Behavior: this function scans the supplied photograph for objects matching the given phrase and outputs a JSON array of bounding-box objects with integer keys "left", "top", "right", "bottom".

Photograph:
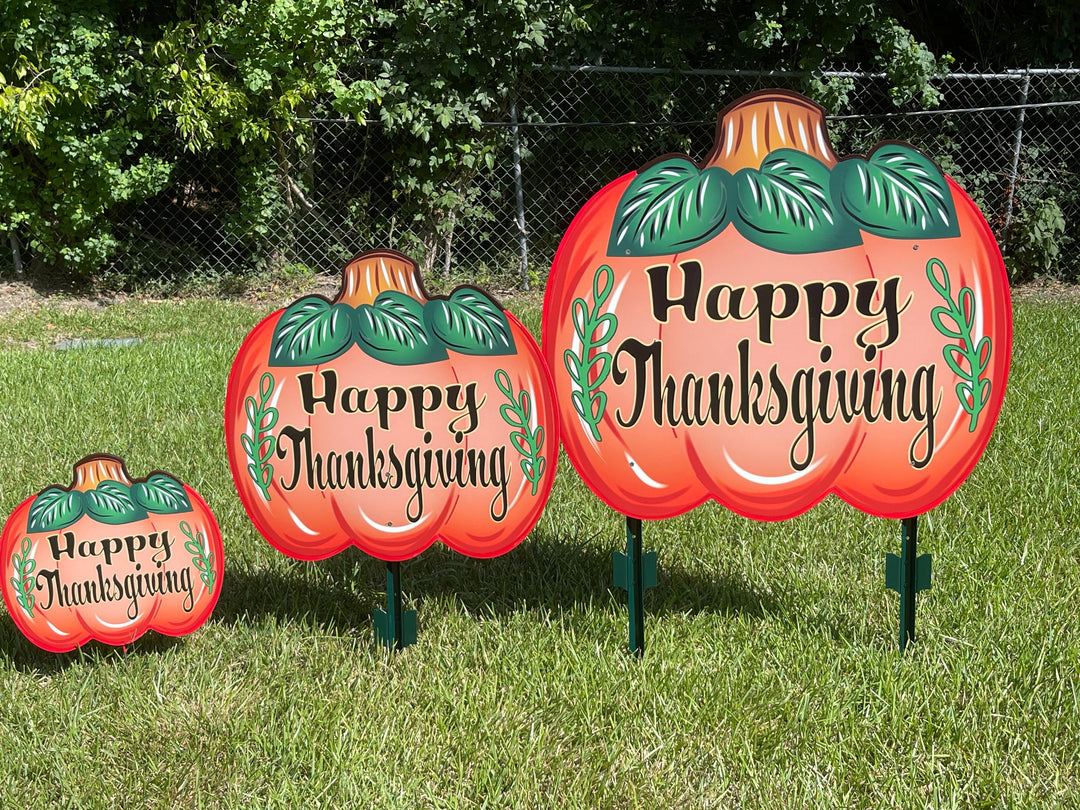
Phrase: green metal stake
[
  {"left": 886, "top": 515, "right": 932, "bottom": 653},
  {"left": 373, "top": 560, "right": 417, "bottom": 652},
  {"left": 612, "top": 516, "right": 657, "bottom": 657}
]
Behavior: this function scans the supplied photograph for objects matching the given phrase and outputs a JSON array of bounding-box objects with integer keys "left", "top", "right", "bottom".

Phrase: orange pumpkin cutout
[
  {"left": 225, "top": 249, "right": 558, "bottom": 562},
  {"left": 543, "top": 90, "right": 1012, "bottom": 521},
  {"left": 1, "top": 454, "right": 223, "bottom": 653}
]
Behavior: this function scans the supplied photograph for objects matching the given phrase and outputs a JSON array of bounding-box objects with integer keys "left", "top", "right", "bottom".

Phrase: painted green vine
[
  {"left": 181, "top": 521, "right": 217, "bottom": 592},
  {"left": 495, "top": 369, "right": 546, "bottom": 496},
  {"left": 927, "top": 258, "right": 993, "bottom": 431},
  {"left": 10, "top": 537, "right": 35, "bottom": 618},
  {"left": 242, "top": 372, "right": 278, "bottom": 501},
  {"left": 564, "top": 264, "right": 617, "bottom": 442}
]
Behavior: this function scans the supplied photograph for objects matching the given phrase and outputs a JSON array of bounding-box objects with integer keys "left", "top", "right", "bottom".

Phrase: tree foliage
[
  {"left": 897, "top": 0, "right": 1080, "bottom": 66},
  {"left": 0, "top": 1, "right": 175, "bottom": 274},
  {"left": 0, "top": 0, "right": 1057, "bottom": 280}
]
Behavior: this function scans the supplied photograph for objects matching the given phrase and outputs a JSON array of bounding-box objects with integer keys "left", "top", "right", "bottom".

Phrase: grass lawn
[{"left": 0, "top": 288, "right": 1076, "bottom": 808}]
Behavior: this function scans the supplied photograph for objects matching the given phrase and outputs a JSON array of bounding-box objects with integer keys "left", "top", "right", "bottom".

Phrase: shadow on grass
[
  {"left": 1, "top": 528, "right": 787, "bottom": 670},
  {"left": 208, "top": 526, "right": 785, "bottom": 636},
  {"left": 211, "top": 553, "right": 373, "bottom": 632},
  {"left": 0, "top": 619, "right": 185, "bottom": 675}
]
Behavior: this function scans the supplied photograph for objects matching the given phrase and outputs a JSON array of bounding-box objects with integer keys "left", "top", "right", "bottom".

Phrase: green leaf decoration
[
  {"left": 131, "top": 474, "right": 192, "bottom": 515},
  {"left": 11, "top": 536, "right": 36, "bottom": 618},
  {"left": 28, "top": 488, "right": 85, "bottom": 533},
  {"left": 243, "top": 371, "right": 278, "bottom": 501},
  {"left": 565, "top": 265, "right": 617, "bottom": 442},
  {"left": 180, "top": 520, "right": 216, "bottom": 592},
  {"left": 356, "top": 291, "right": 448, "bottom": 365},
  {"left": 608, "top": 158, "right": 730, "bottom": 256},
  {"left": 84, "top": 481, "right": 147, "bottom": 525},
  {"left": 269, "top": 296, "right": 356, "bottom": 367},
  {"left": 425, "top": 288, "right": 516, "bottom": 356},
  {"left": 732, "top": 149, "right": 861, "bottom": 254},
  {"left": 926, "top": 258, "right": 992, "bottom": 431},
  {"left": 832, "top": 145, "right": 960, "bottom": 240},
  {"left": 494, "top": 369, "right": 546, "bottom": 496}
]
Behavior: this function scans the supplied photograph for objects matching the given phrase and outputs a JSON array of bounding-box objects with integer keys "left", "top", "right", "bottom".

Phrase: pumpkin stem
[
  {"left": 72, "top": 454, "right": 133, "bottom": 491},
  {"left": 334, "top": 250, "right": 429, "bottom": 307},
  {"left": 701, "top": 90, "right": 838, "bottom": 172}
]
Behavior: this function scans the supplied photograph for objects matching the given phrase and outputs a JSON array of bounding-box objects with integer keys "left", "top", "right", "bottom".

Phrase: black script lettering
[
  {"left": 789, "top": 367, "right": 819, "bottom": 471},
  {"left": 149, "top": 531, "right": 173, "bottom": 565},
  {"left": 648, "top": 261, "right": 702, "bottom": 323},
  {"left": 277, "top": 425, "right": 313, "bottom": 491},
  {"left": 372, "top": 386, "right": 408, "bottom": 429},
  {"left": 409, "top": 384, "right": 442, "bottom": 433},
  {"left": 907, "top": 365, "right": 938, "bottom": 469},
  {"left": 804, "top": 281, "right": 851, "bottom": 343},
  {"left": 611, "top": 338, "right": 662, "bottom": 428},
  {"left": 704, "top": 283, "right": 757, "bottom": 324},
  {"left": 119, "top": 534, "right": 144, "bottom": 561},
  {"left": 274, "top": 423, "right": 512, "bottom": 524},
  {"left": 49, "top": 531, "right": 76, "bottom": 562},
  {"left": 48, "top": 531, "right": 172, "bottom": 565},
  {"left": 444, "top": 384, "right": 485, "bottom": 439},
  {"left": 486, "top": 447, "right": 509, "bottom": 521},
  {"left": 737, "top": 339, "right": 765, "bottom": 424},
  {"left": 645, "top": 266, "right": 914, "bottom": 354},
  {"left": 608, "top": 334, "right": 942, "bottom": 471},
  {"left": 34, "top": 564, "right": 196, "bottom": 620},
  {"left": 36, "top": 569, "right": 59, "bottom": 610},
  {"left": 854, "top": 277, "right": 912, "bottom": 358},
  {"left": 403, "top": 440, "right": 510, "bottom": 523},
  {"left": 299, "top": 369, "right": 337, "bottom": 414},
  {"left": 752, "top": 283, "right": 800, "bottom": 344},
  {"left": 297, "top": 369, "right": 484, "bottom": 437}
]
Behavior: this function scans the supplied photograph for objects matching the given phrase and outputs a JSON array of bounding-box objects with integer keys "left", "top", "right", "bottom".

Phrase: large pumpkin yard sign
[{"left": 543, "top": 90, "right": 1012, "bottom": 522}]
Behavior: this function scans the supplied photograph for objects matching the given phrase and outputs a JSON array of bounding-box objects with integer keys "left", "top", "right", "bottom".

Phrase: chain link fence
[{"left": 38, "top": 65, "right": 1080, "bottom": 289}]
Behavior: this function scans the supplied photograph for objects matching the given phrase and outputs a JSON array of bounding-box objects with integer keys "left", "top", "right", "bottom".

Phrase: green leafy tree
[
  {"left": 733, "top": 0, "right": 952, "bottom": 108},
  {"left": 0, "top": 0, "right": 174, "bottom": 275},
  {"left": 1, "top": 0, "right": 997, "bottom": 282},
  {"left": 896, "top": 0, "right": 1080, "bottom": 65},
  {"left": 147, "top": 0, "right": 590, "bottom": 277},
  {"left": 145, "top": 0, "right": 379, "bottom": 269}
]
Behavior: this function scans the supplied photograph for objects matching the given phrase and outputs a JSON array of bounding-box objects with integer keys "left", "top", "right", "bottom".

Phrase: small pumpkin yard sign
[
  {"left": 543, "top": 89, "right": 1011, "bottom": 522},
  {"left": 226, "top": 249, "right": 558, "bottom": 564},
  {"left": 1, "top": 454, "right": 223, "bottom": 653}
]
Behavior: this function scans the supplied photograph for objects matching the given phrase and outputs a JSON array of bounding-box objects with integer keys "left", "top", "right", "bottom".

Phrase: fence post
[
  {"left": 510, "top": 99, "right": 530, "bottom": 291},
  {"left": 1002, "top": 70, "right": 1032, "bottom": 248},
  {"left": 8, "top": 231, "right": 22, "bottom": 279}
]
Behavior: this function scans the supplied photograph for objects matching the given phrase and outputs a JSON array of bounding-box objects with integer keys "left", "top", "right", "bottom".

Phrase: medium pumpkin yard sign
[
  {"left": 542, "top": 89, "right": 1012, "bottom": 653},
  {"left": 226, "top": 249, "right": 558, "bottom": 649},
  {"left": 1, "top": 454, "right": 223, "bottom": 653}
]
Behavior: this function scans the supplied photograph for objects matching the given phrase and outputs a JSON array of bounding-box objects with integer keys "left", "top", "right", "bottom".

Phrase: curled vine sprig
[
  {"left": 494, "top": 369, "right": 546, "bottom": 496},
  {"left": 180, "top": 521, "right": 216, "bottom": 592},
  {"left": 564, "top": 265, "right": 618, "bottom": 442},
  {"left": 927, "top": 258, "right": 992, "bottom": 432},
  {"left": 10, "top": 537, "right": 35, "bottom": 618},
  {"left": 242, "top": 372, "right": 278, "bottom": 501}
]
